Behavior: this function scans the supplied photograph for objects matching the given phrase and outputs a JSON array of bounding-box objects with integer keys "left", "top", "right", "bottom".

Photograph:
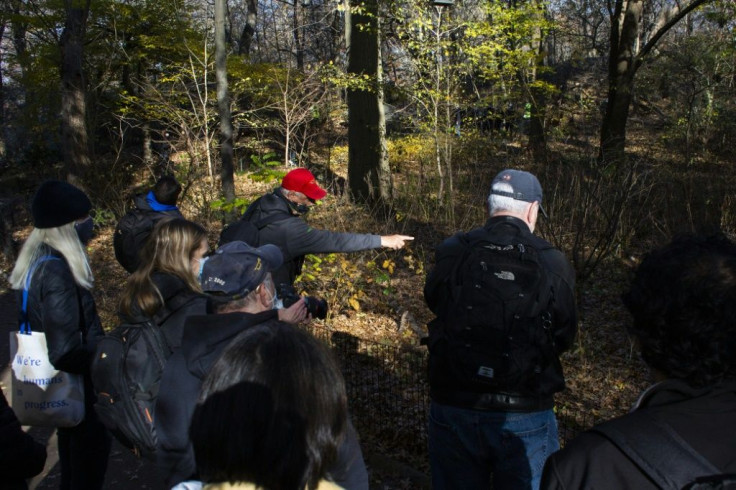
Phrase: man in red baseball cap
[{"left": 221, "top": 167, "right": 413, "bottom": 288}]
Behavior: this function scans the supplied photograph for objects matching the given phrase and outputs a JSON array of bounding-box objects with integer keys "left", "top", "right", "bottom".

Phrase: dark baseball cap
[
  {"left": 200, "top": 241, "right": 283, "bottom": 299},
  {"left": 489, "top": 169, "right": 548, "bottom": 218}
]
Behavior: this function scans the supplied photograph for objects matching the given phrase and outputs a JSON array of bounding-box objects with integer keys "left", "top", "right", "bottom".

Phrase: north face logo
[{"left": 494, "top": 271, "right": 515, "bottom": 280}]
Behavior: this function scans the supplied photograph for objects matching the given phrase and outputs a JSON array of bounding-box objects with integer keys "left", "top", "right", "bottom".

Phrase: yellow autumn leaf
[{"left": 349, "top": 297, "right": 361, "bottom": 311}]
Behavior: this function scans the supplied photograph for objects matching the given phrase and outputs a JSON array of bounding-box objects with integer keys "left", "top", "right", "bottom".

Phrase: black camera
[{"left": 277, "top": 284, "right": 328, "bottom": 320}]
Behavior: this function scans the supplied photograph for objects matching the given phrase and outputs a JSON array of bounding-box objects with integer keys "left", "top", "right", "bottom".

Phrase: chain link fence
[{"left": 307, "top": 325, "right": 601, "bottom": 471}]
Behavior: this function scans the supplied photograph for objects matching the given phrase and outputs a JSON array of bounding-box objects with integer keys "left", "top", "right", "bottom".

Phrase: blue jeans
[{"left": 428, "top": 401, "right": 559, "bottom": 490}]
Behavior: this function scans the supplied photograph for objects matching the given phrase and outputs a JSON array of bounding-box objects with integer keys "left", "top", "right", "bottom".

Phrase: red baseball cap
[{"left": 281, "top": 168, "right": 327, "bottom": 201}]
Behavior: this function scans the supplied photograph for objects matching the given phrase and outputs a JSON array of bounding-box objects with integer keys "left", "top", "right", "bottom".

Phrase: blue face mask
[
  {"left": 74, "top": 217, "right": 94, "bottom": 245},
  {"left": 197, "top": 256, "right": 209, "bottom": 279}
]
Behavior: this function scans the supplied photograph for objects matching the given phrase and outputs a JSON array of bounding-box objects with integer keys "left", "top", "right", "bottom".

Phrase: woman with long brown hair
[{"left": 119, "top": 217, "right": 210, "bottom": 349}]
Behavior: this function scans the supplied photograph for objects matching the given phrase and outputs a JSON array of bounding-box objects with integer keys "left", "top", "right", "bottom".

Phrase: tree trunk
[
  {"left": 238, "top": 0, "right": 257, "bottom": 57},
  {"left": 215, "top": 0, "right": 235, "bottom": 202},
  {"left": 599, "top": 0, "right": 641, "bottom": 165},
  {"left": 0, "top": 20, "right": 6, "bottom": 161},
  {"left": 347, "top": 0, "right": 392, "bottom": 209},
  {"left": 599, "top": 0, "right": 713, "bottom": 164},
  {"left": 59, "top": 0, "right": 92, "bottom": 185},
  {"left": 143, "top": 122, "right": 153, "bottom": 167},
  {"left": 6, "top": 2, "right": 28, "bottom": 163},
  {"left": 293, "top": 0, "right": 304, "bottom": 69},
  {"left": 526, "top": 0, "right": 549, "bottom": 163}
]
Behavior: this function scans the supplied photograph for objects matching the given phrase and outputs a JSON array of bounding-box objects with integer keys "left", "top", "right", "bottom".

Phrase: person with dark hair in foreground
[
  {"left": 114, "top": 174, "right": 184, "bottom": 273},
  {"left": 541, "top": 233, "right": 736, "bottom": 489},
  {"left": 156, "top": 241, "right": 367, "bottom": 489},
  {"left": 190, "top": 322, "right": 347, "bottom": 490}
]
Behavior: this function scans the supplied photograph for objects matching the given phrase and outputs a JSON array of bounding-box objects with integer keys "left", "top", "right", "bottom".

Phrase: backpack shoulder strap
[
  {"left": 591, "top": 410, "right": 721, "bottom": 489},
  {"left": 151, "top": 291, "right": 203, "bottom": 328},
  {"left": 253, "top": 210, "right": 291, "bottom": 229},
  {"left": 19, "top": 255, "right": 61, "bottom": 334}
]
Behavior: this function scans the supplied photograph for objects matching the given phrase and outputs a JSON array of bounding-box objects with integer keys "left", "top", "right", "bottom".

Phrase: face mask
[
  {"left": 293, "top": 202, "right": 310, "bottom": 215},
  {"left": 74, "top": 217, "right": 94, "bottom": 244},
  {"left": 266, "top": 286, "right": 283, "bottom": 310},
  {"left": 197, "top": 256, "right": 209, "bottom": 279}
]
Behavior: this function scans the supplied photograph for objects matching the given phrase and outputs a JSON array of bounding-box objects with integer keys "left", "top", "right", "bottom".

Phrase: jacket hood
[
  {"left": 180, "top": 310, "right": 278, "bottom": 379},
  {"left": 119, "top": 272, "right": 203, "bottom": 324},
  {"left": 133, "top": 193, "right": 154, "bottom": 211}
]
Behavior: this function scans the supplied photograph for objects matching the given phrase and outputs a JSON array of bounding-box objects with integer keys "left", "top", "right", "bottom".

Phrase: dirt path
[{"left": 1, "top": 290, "right": 161, "bottom": 489}]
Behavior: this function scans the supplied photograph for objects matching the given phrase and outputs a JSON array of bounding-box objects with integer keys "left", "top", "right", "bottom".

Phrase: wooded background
[{"left": 1, "top": 0, "right": 735, "bottom": 280}]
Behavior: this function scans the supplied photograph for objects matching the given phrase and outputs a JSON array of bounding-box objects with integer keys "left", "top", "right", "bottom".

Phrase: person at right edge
[
  {"left": 423, "top": 169, "right": 578, "bottom": 490},
  {"left": 541, "top": 233, "right": 736, "bottom": 489}
]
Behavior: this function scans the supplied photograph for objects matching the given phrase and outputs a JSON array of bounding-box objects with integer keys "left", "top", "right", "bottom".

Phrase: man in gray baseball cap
[
  {"left": 155, "top": 241, "right": 368, "bottom": 490},
  {"left": 423, "top": 168, "right": 577, "bottom": 490},
  {"left": 488, "top": 168, "right": 548, "bottom": 223}
]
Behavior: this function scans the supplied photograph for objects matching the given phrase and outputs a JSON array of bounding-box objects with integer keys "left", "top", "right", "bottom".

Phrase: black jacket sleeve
[
  {"left": 423, "top": 234, "right": 463, "bottom": 315},
  {"left": 539, "top": 248, "right": 578, "bottom": 355},
  {"left": 0, "top": 390, "right": 47, "bottom": 483}
]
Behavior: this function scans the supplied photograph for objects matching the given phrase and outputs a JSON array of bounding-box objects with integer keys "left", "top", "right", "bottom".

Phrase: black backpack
[
  {"left": 218, "top": 198, "right": 290, "bottom": 247},
  {"left": 90, "top": 297, "right": 192, "bottom": 458},
  {"left": 592, "top": 410, "right": 736, "bottom": 489},
  {"left": 426, "top": 229, "right": 556, "bottom": 394},
  {"left": 113, "top": 209, "right": 161, "bottom": 273}
]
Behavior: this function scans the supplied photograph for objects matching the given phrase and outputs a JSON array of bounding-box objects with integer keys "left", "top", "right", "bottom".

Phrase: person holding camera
[
  {"left": 155, "top": 241, "right": 368, "bottom": 489},
  {"left": 222, "top": 167, "right": 413, "bottom": 288}
]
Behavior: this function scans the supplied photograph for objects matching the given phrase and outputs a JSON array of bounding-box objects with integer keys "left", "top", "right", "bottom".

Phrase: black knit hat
[{"left": 32, "top": 180, "right": 92, "bottom": 229}]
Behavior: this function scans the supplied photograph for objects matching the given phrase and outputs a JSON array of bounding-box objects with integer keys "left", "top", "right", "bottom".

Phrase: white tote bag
[
  {"left": 9, "top": 254, "right": 85, "bottom": 427},
  {"left": 10, "top": 330, "right": 85, "bottom": 427}
]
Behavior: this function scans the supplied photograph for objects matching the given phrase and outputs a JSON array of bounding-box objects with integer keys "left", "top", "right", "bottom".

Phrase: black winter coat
[
  {"left": 154, "top": 310, "right": 280, "bottom": 487},
  {"left": 121, "top": 272, "right": 210, "bottom": 351},
  {"left": 423, "top": 216, "right": 578, "bottom": 411},
  {"left": 154, "top": 311, "right": 369, "bottom": 490},
  {"left": 0, "top": 390, "right": 47, "bottom": 489},
  {"left": 242, "top": 188, "right": 381, "bottom": 286},
  {"left": 113, "top": 193, "right": 183, "bottom": 273},
  {"left": 19, "top": 247, "right": 104, "bottom": 376},
  {"left": 541, "top": 379, "right": 736, "bottom": 490}
]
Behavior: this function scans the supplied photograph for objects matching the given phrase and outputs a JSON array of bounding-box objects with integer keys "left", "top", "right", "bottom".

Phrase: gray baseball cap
[{"left": 489, "top": 169, "right": 548, "bottom": 218}]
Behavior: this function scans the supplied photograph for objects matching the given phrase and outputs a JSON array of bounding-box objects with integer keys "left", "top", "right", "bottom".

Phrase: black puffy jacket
[{"left": 19, "top": 246, "right": 104, "bottom": 376}]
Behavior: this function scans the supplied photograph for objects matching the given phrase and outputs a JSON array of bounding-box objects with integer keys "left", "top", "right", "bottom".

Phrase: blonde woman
[
  {"left": 9, "top": 180, "right": 111, "bottom": 490},
  {"left": 119, "top": 217, "right": 210, "bottom": 350}
]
